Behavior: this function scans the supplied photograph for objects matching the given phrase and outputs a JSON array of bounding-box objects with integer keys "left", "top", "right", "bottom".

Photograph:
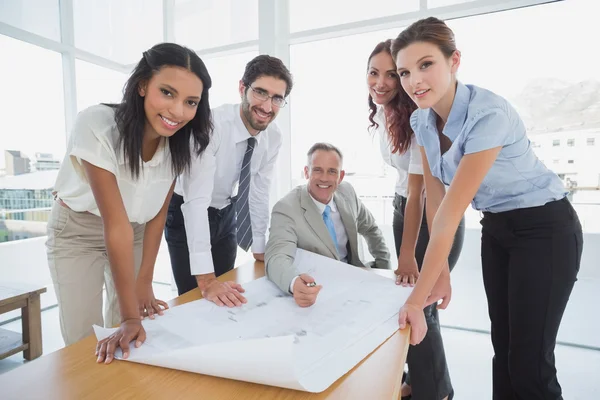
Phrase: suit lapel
[
  {"left": 334, "top": 191, "right": 358, "bottom": 261},
  {"left": 300, "top": 187, "right": 339, "bottom": 259}
]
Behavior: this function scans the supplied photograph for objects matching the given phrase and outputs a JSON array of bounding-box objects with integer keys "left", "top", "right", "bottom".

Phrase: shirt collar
[
  {"left": 423, "top": 81, "right": 470, "bottom": 142},
  {"left": 308, "top": 190, "right": 337, "bottom": 214},
  {"left": 234, "top": 103, "right": 264, "bottom": 145},
  {"left": 442, "top": 81, "right": 471, "bottom": 141}
]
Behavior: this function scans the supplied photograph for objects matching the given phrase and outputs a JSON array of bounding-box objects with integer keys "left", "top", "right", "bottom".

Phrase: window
[
  {"left": 203, "top": 51, "right": 259, "bottom": 108},
  {"left": 588, "top": 138, "right": 595, "bottom": 146},
  {"left": 76, "top": 60, "right": 130, "bottom": 112},
  {"left": 290, "top": 27, "right": 402, "bottom": 197},
  {"left": 73, "top": 0, "right": 163, "bottom": 64},
  {"left": 0, "top": 35, "right": 64, "bottom": 243},
  {"left": 174, "top": 0, "right": 258, "bottom": 50},
  {"left": 568, "top": 138, "right": 575, "bottom": 147},
  {"left": 0, "top": 35, "right": 65, "bottom": 169},
  {"left": 289, "top": 0, "right": 417, "bottom": 32},
  {"left": 0, "top": 0, "right": 60, "bottom": 40},
  {"left": 553, "top": 139, "right": 561, "bottom": 147},
  {"left": 428, "top": 0, "right": 476, "bottom": 7}
]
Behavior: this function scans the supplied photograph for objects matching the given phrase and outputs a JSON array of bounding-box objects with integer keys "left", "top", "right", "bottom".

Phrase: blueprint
[{"left": 95, "top": 249, "right": 412, "bottom": 392}]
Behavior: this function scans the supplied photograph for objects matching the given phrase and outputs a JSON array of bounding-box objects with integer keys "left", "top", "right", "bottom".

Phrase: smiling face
[
  {"left": 304, "top": 149, "right": 345, "bottom": 204},
  {"left": 367, "top": 51, "right": 399, "bottom": 106},
  {"left": 239, "top": 75, "right": 287, "bottom": 134},
  {"left": 395, "top": 41, "right": 460, "bottom": 118},
  {"left": 139, "top": 66, "right": 203, "bottom": 140}
]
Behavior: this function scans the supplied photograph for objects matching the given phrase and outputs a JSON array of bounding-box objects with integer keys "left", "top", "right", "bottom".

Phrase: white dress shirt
[
  {"left": 290, "top": 194, "right": 349, "bottom": 292},
  {"left": 375, "top": 106, "right": 424, "bottom": 197},
  {"left": 54, "top": 104, "right": 174, "bottom": 223},
  {"left": 175, "top": 103, "right": 282, "bottom": 275}
]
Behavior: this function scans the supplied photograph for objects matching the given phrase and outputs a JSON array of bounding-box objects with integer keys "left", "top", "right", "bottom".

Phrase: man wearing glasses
[{"left": 165, "top": 55, "right": 294, "bottom": 306}]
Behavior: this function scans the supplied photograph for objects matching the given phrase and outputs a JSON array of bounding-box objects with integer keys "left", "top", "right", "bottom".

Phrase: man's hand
[
  {"left": 398, "top": 302, "right": 427, "bottom": 345},
  {"left": 96, "top": 319, "right": 146, "bottom": 364},
  {"left": 253, "top": 253, "right": 264, "bottom": 262},
  {"left": 201, "top": 279, "right": 247, "bottom": 307},
  {"left": 395, "top": 253, "right": 420, "bottom": 287},
  {"left": 293, "top": 274, "right": 322, "bottom": 307},
  {"left": 135, "top": 281, "right": 169, "bottom": 320},
  {"left": 424, "top": 267, "right": 452, "bottom": 309}
]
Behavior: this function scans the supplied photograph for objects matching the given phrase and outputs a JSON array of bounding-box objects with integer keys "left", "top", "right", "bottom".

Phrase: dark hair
[
  {"left": 367, "top": 40, "right": 416, "bottom": 154},
  {"left": 306, "top": 143, "right": 343, "bottom": 166},
  {"left": 241, "top": 55, "right": 294, "bottom": 97},
  {"left": 391, "top": 17, "right": 457, "bottom": 62},
  {"left": 112, "top": 42, "right": 213, "bottom": 179}
]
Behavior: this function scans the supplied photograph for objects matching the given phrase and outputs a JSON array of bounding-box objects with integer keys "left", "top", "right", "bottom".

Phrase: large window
[
  {"left": 289, "top": 0, "right": 417, "bottom": 33},
  {"left": 290, "top": 28, "right": 401, "bottom": 197},
  {"left": 0, "top": 35, "right": 65, "bottom": 243},
  {"left": 204, "top": 51, "right": 259, "bottom": 108},
  {"left": 428, "top": 0, "right": 476, "bottom": 7},
  {"left": 75, "top": 60, "right": 129, "bottom": 112},
  {"left": 73, "top": 0, "right": 163, "bottom": 64},
  {"left": 173, "top": 0, "right": 258, "bottom": 49},
  {"left": 0, "top": 0, "right": 60, "bottom": 40}
]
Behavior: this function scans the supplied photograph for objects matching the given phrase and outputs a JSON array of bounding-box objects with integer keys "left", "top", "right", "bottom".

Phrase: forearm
[
  {"left": 265, "top": 254, "right": 298, "bottom": 293},
  {"left": 195, "top": 273, "right": 218, "bottom": 293},
  {"left": 425, "top": 182, "right": 449, "bottom": 278},
  {"left": 104, "top": 225, "right": 138, "bottom": 320},
  {"left": 137, "top": 216, "right": 165, "bottom": 284},
  {"left": 407, "top": 192, "right": 464, "bottom": 306},
  {"left": 399, "top": 191, "right": 425, "bottom": 258}
]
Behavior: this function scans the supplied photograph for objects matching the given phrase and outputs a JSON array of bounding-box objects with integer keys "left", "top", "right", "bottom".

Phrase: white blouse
[
  {"left": 53, "top": 105, "right": 175, "bottom": 224},
  {"left": 375, "top": 106, "right": 424, "bottom": 197}
]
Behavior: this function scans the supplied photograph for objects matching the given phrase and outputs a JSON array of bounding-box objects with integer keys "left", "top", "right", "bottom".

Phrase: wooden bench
[{"left": 0, "top": 284, "right": 47, "bottom": 361}]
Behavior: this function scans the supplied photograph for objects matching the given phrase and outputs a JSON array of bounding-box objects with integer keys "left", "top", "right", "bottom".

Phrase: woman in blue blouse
[{"left": 392, "top": 17, "right": 583, "bottom": 399}]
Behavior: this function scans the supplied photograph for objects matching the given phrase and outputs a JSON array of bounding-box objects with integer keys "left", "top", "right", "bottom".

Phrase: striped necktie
[{"left": 236, "top": 137, "right": 256, "bottom": 251}]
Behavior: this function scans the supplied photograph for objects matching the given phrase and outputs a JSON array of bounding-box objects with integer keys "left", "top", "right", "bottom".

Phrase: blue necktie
[{"left": 322, "top": 205, "right": 339, "bottom": 256}]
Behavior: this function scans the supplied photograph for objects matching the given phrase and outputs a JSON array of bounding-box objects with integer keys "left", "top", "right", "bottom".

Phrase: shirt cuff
[
  {"left": 289, "top": 275, "right": 299, "bottom": 294},
  {"left": 251, "top": 235, "right": 266, "bottom": 254},
  {"left": 189, "top": 251, "right": 215, "bottom": 276}
]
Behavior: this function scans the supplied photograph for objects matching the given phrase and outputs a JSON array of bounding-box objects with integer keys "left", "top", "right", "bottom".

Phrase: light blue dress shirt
[{"left": 411, "top": 81, "right": 567, "bottom": 213}]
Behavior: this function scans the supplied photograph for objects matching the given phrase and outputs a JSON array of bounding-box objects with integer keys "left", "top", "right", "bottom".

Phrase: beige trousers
[{"left": 45, "top": 201, "right": 144, "bottom": 346}]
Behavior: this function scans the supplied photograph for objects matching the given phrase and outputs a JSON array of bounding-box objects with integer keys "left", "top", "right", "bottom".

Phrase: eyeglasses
[{"left": 248, "top": 85, "right": 287, "bottom": 108}]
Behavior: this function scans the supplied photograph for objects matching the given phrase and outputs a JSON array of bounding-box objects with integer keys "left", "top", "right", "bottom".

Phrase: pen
[{"left": 306, "top": 281, "right": 317, "bottom": 287}]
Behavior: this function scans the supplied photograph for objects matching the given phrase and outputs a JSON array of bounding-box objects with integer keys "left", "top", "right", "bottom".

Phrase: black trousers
[
  {"left": 393, "top": 193, "right": 465, "bottom": 400},
  {"left": 480, "top": 197, "right": 582, "bottom": 400},
  {"left": 164, "top": 193, "right": 238, "bottom": 296}
]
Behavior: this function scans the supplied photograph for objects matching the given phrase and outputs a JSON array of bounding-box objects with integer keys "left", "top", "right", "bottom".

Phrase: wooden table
[
  {"left": 0, "top": 284, "right": 46, "bottom": 361},
  {"left": 0, "top": 262, "right": 409, "bottom": 399}
]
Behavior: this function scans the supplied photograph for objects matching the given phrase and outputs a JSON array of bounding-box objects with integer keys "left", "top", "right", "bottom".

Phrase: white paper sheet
[{"left": 94, "top": 249, "right": 411, "bottom": 392}]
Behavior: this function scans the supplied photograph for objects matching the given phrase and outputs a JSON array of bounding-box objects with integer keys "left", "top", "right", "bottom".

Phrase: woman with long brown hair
[{"left": 367, "top": 39, "right": 464, "bottom": 400}]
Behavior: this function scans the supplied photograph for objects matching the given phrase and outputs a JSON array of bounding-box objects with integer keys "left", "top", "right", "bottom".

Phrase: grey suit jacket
[{"left": 265, "top": 181, "right": 391, "bottom": 293}]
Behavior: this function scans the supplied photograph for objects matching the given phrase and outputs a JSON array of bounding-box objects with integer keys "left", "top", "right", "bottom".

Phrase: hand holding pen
[{"left": 293, "top": 273, "right": 322, "bottom": 307}]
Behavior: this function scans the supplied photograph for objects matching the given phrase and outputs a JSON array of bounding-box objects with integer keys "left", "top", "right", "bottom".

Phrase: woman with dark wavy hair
[
  {"left": 367, "top": 39, "right": 464, "bottom": 400},
  {"left": 46, "top": 43, "right": 213, "bottom": 363}
]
